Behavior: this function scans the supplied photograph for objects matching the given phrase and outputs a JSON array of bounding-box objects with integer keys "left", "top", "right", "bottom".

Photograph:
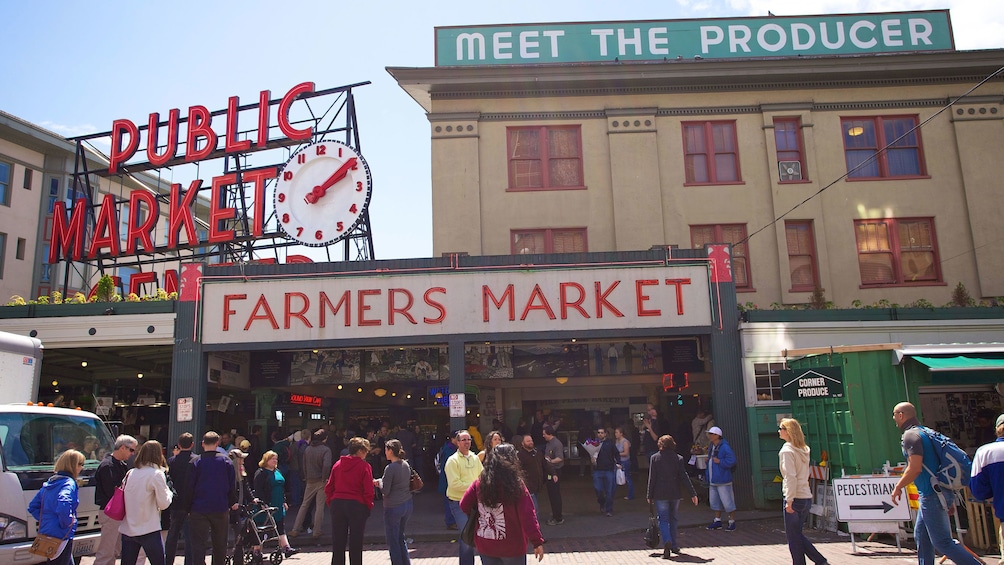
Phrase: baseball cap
[
  {"left": 229, "top": 448, "right": 248, "bottom": 459},
  {"left": 239, "top": 439, "right": 251, "bottom": 450},
  {"left": 707, "top": 426, "right": 724, "bottom": 437},
  {"left": 996, "top": 414, "right": 1004, "bottom": 428}
]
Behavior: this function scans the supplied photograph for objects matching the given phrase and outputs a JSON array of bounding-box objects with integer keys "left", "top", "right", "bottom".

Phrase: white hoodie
[
  {"left": 120, "top": 465, "right": 174, "bottom": 537},
  {"left": 779, "top": 442, "right": 813, "bottom": 502}
]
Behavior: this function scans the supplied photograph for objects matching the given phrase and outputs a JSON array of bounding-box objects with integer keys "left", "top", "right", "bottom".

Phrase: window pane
[
  {"left": 899, "top": 221, "right": 932, "bottom": 249},
  {"left": 887, "top": 148, "right": 921, "bottom": 176},
  {"left": 509, "top": 129, "right": 539, "bottom": 158},
  {"left": 785, "top": 223, "right": 811, "bottom": 254},
  {"left": 711, "top": 123, "right": 735, "bottom": 152},
  {"left": 685, "top": 155, "right": 708, "bottom": 183},
  {"left": 843, "top": 120, "right": 876, "bottom": 149},
  {"left": 846, "top": 150, "right": 879, "bottom": 178},
  {"left": 552, "top": 230, "right": 586, "bottom": 253},
  {"left": 690, "top": 226, "right": 715, "bottom": 248},
  {"left": 789, "top": 256, "right": 815, "bottom": 286},
  {"left": 714, "top": 154, "right": 737, "bottom": 182},
  {"left": 774, "top": 121, "right": 799, "bottom": 151},
  {"left": 0, "top": 161, "right": 10, "bottom": 206},
  {"left": 856, "top": 223, "right": 890, "bottom": 252},
  {"left": 859, "top": 254, "right": 895, "bottom": 283},
  {"left": 549, "top": 158, "right": 581, "bottom": 187},
  {"left": 900, "top": 251, "right": 936, "bottom": 281},
  {"left": 683, "top": 125, "right": 705, "bottom": 153},
  {"left": 511, "top": 160, "right": 542, "bottom": 188},
  {"left": 732, "top": 256, "right": 748, "bottom": 286},
  {"left": 513, "top": 232, "right": 545, "bottom": 254},
  {"left": 885, "top": 118, "right": 917, "bottom": 146},
  {"left": 548, "top": 129, "right": 579, "bottom": 158}
]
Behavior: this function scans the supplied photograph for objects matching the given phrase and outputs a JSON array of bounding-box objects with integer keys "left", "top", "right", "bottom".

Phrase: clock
[{"left": 273, "top": 140, "right": 372, "bottom": 247}]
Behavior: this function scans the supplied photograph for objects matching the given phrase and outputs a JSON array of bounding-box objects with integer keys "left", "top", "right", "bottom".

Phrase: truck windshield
[{"left": 0, "top": 411, "right": 115, "bottom": 472}]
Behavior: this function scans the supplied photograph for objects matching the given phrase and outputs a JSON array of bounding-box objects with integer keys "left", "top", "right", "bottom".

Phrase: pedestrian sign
[{"left": 832, "top": 477, "right": 911, "bottom": 521}]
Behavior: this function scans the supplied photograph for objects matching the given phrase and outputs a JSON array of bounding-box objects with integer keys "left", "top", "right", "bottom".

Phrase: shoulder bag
[
  {"left": 29, "top": 479, "right": 74, "bottom": 558},
  {"left": 409, "top": 467, "right": 424, "bottom": 493},
  {"left": 644, "top": 503, "right": 661, "bottom": 549},
  {"left": 103, "top": 470, "right": 130, "bottom": 521}
]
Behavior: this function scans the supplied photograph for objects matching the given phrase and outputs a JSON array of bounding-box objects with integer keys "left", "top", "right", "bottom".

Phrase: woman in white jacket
[
  {"left": 120, "top": 440, "right": 174, "bottom": 565},
  {"left": 778, "top": 418, "right": 829, "bottom": 565}
]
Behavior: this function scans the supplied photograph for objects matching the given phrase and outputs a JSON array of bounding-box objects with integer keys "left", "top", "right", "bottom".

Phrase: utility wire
[{"left": 740, "top": 65, "right": 1004, "bottom": 247}]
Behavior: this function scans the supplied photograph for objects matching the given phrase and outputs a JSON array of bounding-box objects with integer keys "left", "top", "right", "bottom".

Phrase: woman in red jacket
[
  {"left": 460, "top": 443, "right": 545, "bottom": 564},
  {"left": 324, "top": 437, "right": 374, "bottom": 565}
]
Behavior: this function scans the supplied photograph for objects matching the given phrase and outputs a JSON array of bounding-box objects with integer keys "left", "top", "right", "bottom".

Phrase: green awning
[{"left": 911, "top": 355, "right": 1004, "bottom": 372}]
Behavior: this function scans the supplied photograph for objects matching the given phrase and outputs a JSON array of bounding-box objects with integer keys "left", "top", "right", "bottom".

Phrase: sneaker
[
  {"left": 287, "top": 530, "right": 299, "bottom": 538},
  {"left": 726, "top": 521, "right": 736, "bottom": 532},
  {"left": 283, "top": 547, "right": 299, "bottom": 558},
  {"left": 671, "top": 547, "right": 681, "bottom": 554},
  {"left": 446, "top": 523, "right": 458, "bottom": 530},
  {"left": 546, "top": 518, "right": 564, "bottom": 526},
  {"left": 706, "top": 520, "right": 722, "bottom": 530},
  {"left": 605, "top": 512, "right": 613, "bottom": 517}
]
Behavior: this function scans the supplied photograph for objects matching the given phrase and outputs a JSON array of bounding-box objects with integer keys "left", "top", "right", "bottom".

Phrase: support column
[
  {"left": 449, "top": 338, "right": 467, "bottom": 433},
  {"left": 169, "top": 264, "right": 209, "bottom": 447}
]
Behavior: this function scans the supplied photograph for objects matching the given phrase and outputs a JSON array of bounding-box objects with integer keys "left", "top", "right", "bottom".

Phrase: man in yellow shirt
[{"left": 445, "top": 430, "right": 483, "bottom": 565}]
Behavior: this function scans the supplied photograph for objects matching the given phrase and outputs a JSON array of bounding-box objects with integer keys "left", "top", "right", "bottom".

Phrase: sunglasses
[
  {"left": 777, "top": 426, "right": 786, "bottom": 431},
  {"left": 126, "top": 446, "right": 136, "bottom": 453}
]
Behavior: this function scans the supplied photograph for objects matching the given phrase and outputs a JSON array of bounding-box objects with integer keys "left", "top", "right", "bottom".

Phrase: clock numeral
[
  {"left": 356, "top": 181, "right": 363, "bottom": 192},
  {"left": 277, "top": 193, "right": 286, "bottom": 203},
  {"left": 351, "top": 161, "right": 358, "bottom": 170},
  {"left": 283, "top": 171, "right": 293, "bottom": 181},
  {"left": 296, "top": 227, "right": 304, "bottom": 237},
  {"left": 337, "top": 146, "right": 342, "bottom": 157},
  {"left": 316, "top": 145, "right": 327, "bottom": 156},
  {"left": 315, "top": 230, "right": 324, "bottom": 240},
  {"left": 336, "top": 221, "right": 344, "bottom": 232},
  {"left": 297, "top": 153, "right": 306, "bottom": 164},
  {"left": 349, "top": 203, "right": 358, "bottom": 214},
  {"left": 282, "top": 213, "right": 290, "bottom": 224}
]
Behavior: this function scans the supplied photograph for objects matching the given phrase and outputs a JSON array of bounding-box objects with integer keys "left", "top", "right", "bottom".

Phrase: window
[
  {"left": 854, "top": 218, "right": 940, "bottom": 285},
  {"left": 507, "top": 126, "right": 583, "bottom": 190},
  {"left": 511, "top": 229, "right": 587, "bottom": 254},
  {"left": 682, "top": 121, "right": 740, "bottom": 184},
  {"left": 784, "top": 221, "right": 819, "bottom": 291},
  {"left": 16, "top": 238, "right": 25, "bottom": 260},
  {"left": 774, "top": 118, "right": 807, "bottom": 182},
  {"left": 119, "top": 203, "right": 130, "bottom": 243},
  {"left": 754, "top": 362, "right": 786, "bottom": 401},
  {"left": 842, "top": 116, "right": 925, "bottom": 179},
  {"left": 690, "top": 224, "right": 751, "bottom": 289},
  {"left": 47, "top": 178, "right": 59, "bottom": 213},
  {"left": 41, "top": 245, "right": 51, "bottom": 283},
  {"left": 0, "top": 232, "right": 6, "bottom": 279},
  {"left": 23, "top": 168, "right": 32, "bottom": 190},
  {"left": 0, "top": 161, "right": 10, "bottom": 206}
]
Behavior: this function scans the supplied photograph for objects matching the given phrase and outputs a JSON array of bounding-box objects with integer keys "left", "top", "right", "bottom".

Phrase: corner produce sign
[{"left": 780, "top": 366, "right": 844, "bottom": 401}]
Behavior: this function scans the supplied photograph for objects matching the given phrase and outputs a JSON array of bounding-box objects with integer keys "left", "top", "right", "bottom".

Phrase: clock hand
[{"left": 305, "top": 157, "right": 357, "bottom": 204}]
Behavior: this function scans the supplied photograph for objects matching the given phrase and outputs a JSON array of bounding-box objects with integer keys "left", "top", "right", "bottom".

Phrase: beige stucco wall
[
  {"left": 423, "top": 65, "right": 1004, "bottom": 309},
  {"left": 0, "top": 139, "right": 45, "bottom": 302}
]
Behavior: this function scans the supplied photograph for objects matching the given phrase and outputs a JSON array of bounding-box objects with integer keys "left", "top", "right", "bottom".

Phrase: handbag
[
  {"left": 409, "top": 468, "right": 424, "bottom": 493},
  {"left": 460, "top": 504, "right": 479, "bottom": 546},
  {"left": 103, "top": 470, "right": 130, "bottom": 521},
  {"left": 616, "top": 467, "right": 627, "bottom": 486},
  {"left": 29, "top": 479, "right": 73, "bottom": 559},
  {"left": 644, "top": 504, "right": 661, "bottom": 549}
]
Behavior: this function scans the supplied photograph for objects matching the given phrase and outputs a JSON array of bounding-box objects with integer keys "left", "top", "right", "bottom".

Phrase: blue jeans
[
  {"left": 443, "top": 494, "right": 456, "bottom": 526},
  {"left": 783, "top": 498, "right": 827, "bottom": 565},
  {"left": 620, "top": 458, "right": 635, "bottom": 499},
  {"left": 593, "top": 469, "right": 616, "bottom": 513},
  {"left": 709, "top": 483, "right": 736, "bottom": 513},
  {"left": 121, "top": 530, "right": 165, "bottom": 565},
  {"left": 654, "top": 499, "right": 680, "bottom": 549},
  {"left": 383, "top": 499, "right": 413, "bottom": 565},
  {"left": 915, "top": 494, "right": 982, "bottom": 565},
  {"left": 448, "top": 499, "right": 475, "bottom": 565}
]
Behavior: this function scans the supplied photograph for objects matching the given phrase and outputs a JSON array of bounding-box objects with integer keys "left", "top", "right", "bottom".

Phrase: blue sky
[{"left": 2, "top": 1, "right": 999, "bottom": 260}]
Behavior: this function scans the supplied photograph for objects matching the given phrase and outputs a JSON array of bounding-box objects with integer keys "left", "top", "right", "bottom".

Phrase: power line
[{"left": 740, "top": 65, "right": 1004, "bottom": 247}]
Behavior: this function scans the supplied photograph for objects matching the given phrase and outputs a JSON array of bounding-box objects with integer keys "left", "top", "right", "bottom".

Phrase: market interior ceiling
[{"left": 40, "top": 345, "right": 174, "bottom": 398}]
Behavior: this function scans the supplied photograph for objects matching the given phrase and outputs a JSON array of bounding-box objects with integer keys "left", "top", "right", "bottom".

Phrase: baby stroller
[{"left": 227, "top": 501, "right": 285, "bottom": 565}]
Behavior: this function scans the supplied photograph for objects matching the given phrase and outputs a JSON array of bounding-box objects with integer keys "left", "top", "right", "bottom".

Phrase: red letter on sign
[
  {"left": 257, "top": 89, "right": 271, "bottom": 148},
  {"left": 225, "top": 96, "right": 252, "bottom": 154},
  {"left": 277, "top": 82, "right": 315, "bottom": 140},
  {"left": 223, "top": 294, "right": 247, "bottom": 331},
  {"left": 109, "top": 119, "right": 139, "bottom": 174},
  {"left": 49, "top": 199, "right": 88, "bottom": 262},
  {"left": 483, "top": 284, "right": 515, "bottom": 322},
  {"left": 635, "top": 279, "right": 661, "bottom": 317},
  {"left": 559, "top": 282, "right": 589, "bottom": 320},
  {"left": 147, "top": 109, "right": 179, "bottom": 167},
  {"left": 424, "top": 287, "right": 447, "bottom": 324},
  {"left": 358, "top": 289, "right": 382, "bottom": 326},
  {"left": 164, "top": 270, "right": 179, "bottom": 295},
  {"left": 185, "top": 105, "right": 218, "bottom": 162},
  {"left": 520, "top": 284, "right": 556, "bottom": 321},
  {"left": 594, "top": 281, "right": 624, "bottom": 318},
  {"left": 128, "top": 271, "right": 158, "bottom": 296},
  {"left": 168, "top": 181, "right": 200, "bottom": 248},
  {"left": 245, "top": 294, "right": 280, "bottom": 331},
  {"left": 244, "top": 167, "right": 278, "bottom": 237},
  {"left": 209, "top": 173, "right": 238, "bottom": 243},
  {"left": 125, "top": 191, "right": 159, "bottom": 255},
  {"left": 87, "top": 194, "right": 121, "bottom": 259},
  {"left": 320, "top": 291, "right": 351, "bottom": 327},
  {"left": 285, "top": 292, "right": 312, "bottom": 329},
  {"left": 389, "top": 288, "right": 417, "bottom": 325},
  {"left": 664, "top": 278, "right": 692, "bottom": 315}
]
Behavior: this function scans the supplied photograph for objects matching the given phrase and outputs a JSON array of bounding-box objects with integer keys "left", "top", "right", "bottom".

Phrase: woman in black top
[{"left": 647, "top": 435, "right": 698, "bottom": 558}]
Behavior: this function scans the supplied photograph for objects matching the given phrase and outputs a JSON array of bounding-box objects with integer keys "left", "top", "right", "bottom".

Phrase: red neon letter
[
  {"left": 168, "top": 181, "right": 200, "bottom": 248},
  {"left": 125, "top": 191, "right": 159, "bottom": 255},
  {"left": 87, "top": 194, "right": 121, "bottom": 259},
  {"left": 108, "top": 119, "right": 139, "bottom": 174},
  {"left": 424, "top": 287, "right": 447, "bottom": 324},
  {"left": 559, "top": 282, "right": 589, "bottom": 320},
  {"left": 520, "top": 284, "right": 557, "bottom": 321},
  {"left": 225, "top": 96, "right": 252, "bottom": 154},
  {"left": 147, "top": 109, "right": 179, "bottom": 167},
  {"left": 128, "top": 272, "right": 158, "bottom": 296},
  {"left": 164, "top": 270, "right": 179, "bottom": 295},
  {"left": 664, "top": 278, "right": 692, "bottom": 315},
  {"left": 388, "top": 288, "right": 417, "bottom": 325},
  {"left": 49, "top": 199, "right": 88, "bottom": 262},
  {"left": 245, "top": 294, "right": 280, "bottom": 331},
  {"left": 483, "top": 284, "right": 515, "bottom": 322},
  {"left": 594, "top": 281, "right": 624, "bottom": 319},
  {"left": 358, "top": 289, "right": 382, "bottom": 326},
  {"left": 284, "top": 292, "right": 312, "bottom": 329},
  {"left": 257, "top": 89, "right": 271, "bottom": 147},
  {"left": 319, "top": 291, "right": 351, "bottom": 327},
  {"left": 209, "top": 173, "right": 238, "bottom": 243},
  {"left": 185, "top": 105, "right": 217, "bottom": 162},
  {"left": 277, "top": 82, "right": 315, "bottom": 140},
  {"left": 636, "top": 279, "right": 661, "bottom": 317},
  {"left": 223, "top": 294, "right": 247, "bottom": 331},
  {"left": 244, "top": 167, "right": 278, "bottom": 236}
]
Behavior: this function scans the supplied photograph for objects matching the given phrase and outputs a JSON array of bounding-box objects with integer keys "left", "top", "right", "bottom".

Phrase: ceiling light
[
  {"left": 51, "top": 380, "right": 59, "bottom": 387},
  {"left": 555, "top": 376, "right": 569, "bottom": 385},
  {"left": 435, "top": 392, "right": 443, "bottom": 399},
  {"left": 137, "top": 373, "right": 144, "bottom": 379},
  {"left": 80, "top": 361, "right": 88, "bottom": 367},
  {"left": 374, "top": 388, "right": 387, "bottom": 398},
  {"left": 312, "top": 349, "right": 318, "bottom": 354},
  {"left": 420, "top": 397, "right": 425, "bottom": 401},
  {"left": 406, "top": 394, "right": 412, "bottom": 399},
  {"left": 847, "top": 126, "right": 864, "bottom": 137},
  {"left": 337, "top": 384, "right": 343, "bottom": 390},
  {"left": 357, "top": 387, "right": 363, "bottom": 393},
  {"left": 391, "top": 392, "right": 397, "bottom": 397}
]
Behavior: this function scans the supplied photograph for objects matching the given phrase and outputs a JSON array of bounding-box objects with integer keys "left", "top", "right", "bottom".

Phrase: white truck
[{"left": 0, "top": 331, "right": 115, "bottom": 564}]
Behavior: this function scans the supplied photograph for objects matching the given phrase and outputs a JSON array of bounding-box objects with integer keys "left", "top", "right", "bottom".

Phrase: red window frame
[
  {"left": 689, "top": 224, "right": 752, "bottom": 289},
  {"left": 506, "top": 126, "right": 585, "bottom": 191},
  {"left": 682, "top": 121, "right": 741, "bottom": 185},
  {"left": 841, "top": 115, "right": 927, "bottom": 180},
  {"left": 854, "top": 218, "right": 941, "bottom": 286},
  {"left": 784, "top": 221, "right": 819, "bottom": 292},
  {"left": 511, "top": 228, "right": 587, "bottom": 255},
  {"left": 773, "top": 118, "right": 808, "bottom": 183}
]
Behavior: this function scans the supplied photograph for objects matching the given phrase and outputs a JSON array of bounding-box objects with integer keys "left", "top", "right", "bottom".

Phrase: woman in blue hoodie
[{"left": 28, "top": 449, "right": 84, "bottom": 565}]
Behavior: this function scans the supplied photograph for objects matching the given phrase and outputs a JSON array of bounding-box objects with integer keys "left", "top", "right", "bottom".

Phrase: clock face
[{"left": 273, "top": 140, "right": 372, "bottom": 247}]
